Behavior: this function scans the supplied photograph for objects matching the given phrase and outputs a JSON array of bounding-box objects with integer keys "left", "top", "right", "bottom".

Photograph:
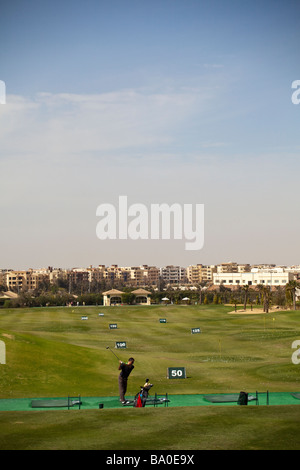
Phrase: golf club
[{"left": 106, "top": 346, "right": 121, "bottom": 361}]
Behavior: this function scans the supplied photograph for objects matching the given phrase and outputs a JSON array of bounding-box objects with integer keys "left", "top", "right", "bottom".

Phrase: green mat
[
  {"left": 1, "top": 392, "right": 300, "bottom": 411},
  {"left": 291, "top": 393, "right": 300, "bottom": 400},
  {"left": 203, "top": 394, "right": 256, "bottom": 403},
  {"left": 31, "top": 399, "right": 81, "bottom": 408}
]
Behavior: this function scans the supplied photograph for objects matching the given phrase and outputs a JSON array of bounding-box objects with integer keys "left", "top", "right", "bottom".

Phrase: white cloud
[
  {"left": 0, "top": 87, "right": 213, "bottom": 159},
  {"left": 1, "top": 85, "right": 299, "bottom": 268}
]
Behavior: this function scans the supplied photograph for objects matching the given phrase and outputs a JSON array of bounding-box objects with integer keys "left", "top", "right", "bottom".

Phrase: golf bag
[
  {"left": 134, "top": 380, "right": 153, "bottom": 407},
  {"left": 237, "top": 391, "right": 248, "bottom": 405}
]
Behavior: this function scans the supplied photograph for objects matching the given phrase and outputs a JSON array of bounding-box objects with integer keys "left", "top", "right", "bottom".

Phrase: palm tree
[
  {"left": 263, "top": 286, "right": 271, "bottom": 313},
  {"left": 197, "top": 283, "right": 206, "bottom": 305},
  {"left": 256, "top": 283, "right": 271, "bottom": 313},
  {"left": 286, "top": 280, "right": 299, "bottom": 310},
  {"left": 256, "top": 284, "right": 264, "bottom": 306},
  {"left": 242, "top": 284, "right": 249, "bottom": 310}
]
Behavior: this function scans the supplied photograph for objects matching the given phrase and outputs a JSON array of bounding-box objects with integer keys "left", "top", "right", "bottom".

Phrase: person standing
[{"left": 118, "top": 357, "right": 135, "bottom": 404}]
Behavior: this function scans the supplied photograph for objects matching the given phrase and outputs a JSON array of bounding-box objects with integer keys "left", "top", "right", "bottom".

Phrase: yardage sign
[
  {"left": 109, "top": 323, "right": 118, "bottom": 329},
  {"left": 0, "top": 340, "right": 6, "bottom": 364},
  {"left": 191, "top": 327, "right": 201, "bottom": 334},
  {"left": 167, "top": 367, "right": 186, "bottom": 379},
  {"left": 115, "top": 341, "right": 126, "bottom": 349}
]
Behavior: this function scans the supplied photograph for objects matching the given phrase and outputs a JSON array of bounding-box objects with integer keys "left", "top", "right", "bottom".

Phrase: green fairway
[
  {"left": 1, "top": 406, "right": 300, "bottom": 450},
  {"left": 0, "top": 304, "right": 300, "bottom": 449}
]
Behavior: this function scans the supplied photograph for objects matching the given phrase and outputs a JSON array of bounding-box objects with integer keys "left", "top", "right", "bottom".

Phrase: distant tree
[
  {"left": 263, "top": 286, "right": 272, "bottom": 313},
  {"left": 256, "top": 284, "right": 264, "bottom": 306},
  {"left": 273, "top": 286, "right": 286, "bottom": 307},
  {"left": 242, "top": 285, "right": 249, "bottom": 310},
  {"left": 286, "top": 280, "right": 299, "bottom": 310},
  {"left": 122, "top": 292, "right": 135, "bottom": 305}
]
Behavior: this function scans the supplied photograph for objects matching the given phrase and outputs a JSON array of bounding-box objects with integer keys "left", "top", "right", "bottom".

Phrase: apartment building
[
  {"left": 48, "top": 268, "right": 69, "bottom": 284},
  {"left": 123, "top": 266, "right": 145, "bottom": 286},
  {"left": 187, "top": 264, "right": 216, "bottom": 284},
  {"left": 143, "top": 265, "right": 160, "bottom": 286},
  {"left": 88, "top": 264, "right": 160, "bottom": 287},
  {"left": 119, "top": 265, "right": 159, "bottom": 287},
  {"left": 87, "top": 265, "right": 143, "bottom": 287},
  {"left": 86, "top": 265, "right": 106, "bottom": 284},
  {"left": 251, "top": 264, "right": 276, "bottom": 270},
  {"left": 5, "top": 270, "right": 48, "bottom": 291},
  {"left": 160, "top": 265, "right": 187, "bottom": 284},
  {"left": 69, "top": 268, "right": 89, "bottom": 286},
  {"left": 0, "top": 270, "right": 6, "bottom": 287},
  {"left": 217, "top": 262, "right": 251, "bottom": 273}
]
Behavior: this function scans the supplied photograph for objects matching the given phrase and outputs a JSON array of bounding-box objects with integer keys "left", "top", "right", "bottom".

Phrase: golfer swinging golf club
[{"left": 118, "top": 357, "right": 135, "bottom": 404}]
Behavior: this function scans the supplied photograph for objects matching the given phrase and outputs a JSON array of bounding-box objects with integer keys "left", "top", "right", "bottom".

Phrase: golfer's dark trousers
[{"left": 119, "top": 375, "right": 127, "bottom": 402}]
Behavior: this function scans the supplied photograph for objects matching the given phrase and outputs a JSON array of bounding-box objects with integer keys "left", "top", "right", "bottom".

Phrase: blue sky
[{"left": 0, "top": 0, "right": 300, "bottom": 269}]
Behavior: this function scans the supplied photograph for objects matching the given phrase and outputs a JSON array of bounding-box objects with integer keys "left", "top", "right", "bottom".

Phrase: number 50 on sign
[{"left": 167, "top": 367, "right": 186, "bottom": 379}]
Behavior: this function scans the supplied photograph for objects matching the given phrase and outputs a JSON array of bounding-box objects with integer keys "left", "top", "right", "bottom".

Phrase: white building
[{"left": 213, "top": 269, "right": 295, "bottom": 287}]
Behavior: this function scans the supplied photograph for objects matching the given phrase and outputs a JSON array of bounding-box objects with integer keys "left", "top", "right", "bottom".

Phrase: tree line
[{"left": 0, "top": 280, "right": 299, "bottom": 310}]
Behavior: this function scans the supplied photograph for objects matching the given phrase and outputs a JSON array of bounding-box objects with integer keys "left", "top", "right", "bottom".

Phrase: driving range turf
[{"left": 1, "top": 304, "right": 300, "bottom": 450}]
